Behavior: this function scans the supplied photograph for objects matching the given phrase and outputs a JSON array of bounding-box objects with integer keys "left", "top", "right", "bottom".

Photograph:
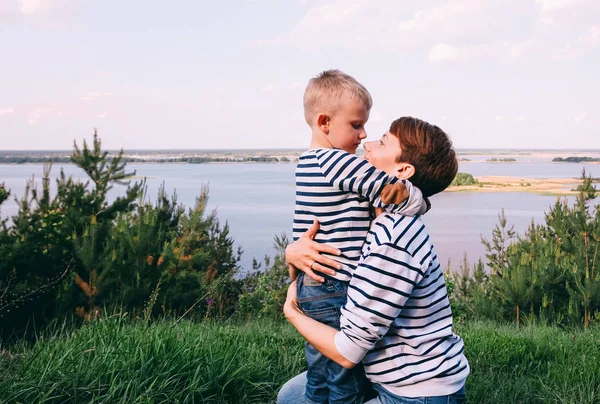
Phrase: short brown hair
[
  {"left": 303, "top": 69, "right": 373, "bottom": 125},
  {"left": 389, "top": 117, "right": 458, "bottom": 197}
]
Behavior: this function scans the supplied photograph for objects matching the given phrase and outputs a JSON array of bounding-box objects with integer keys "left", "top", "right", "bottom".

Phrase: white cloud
[
  {"left": 259, "top": 0, "right": 535, "bottom": 52},
  {"left": 27, "top": 106, "right": 63, "bottom": 125},
  {"left": 20, "top": 0, "right": 44, "bottom": 14},
  {"left": 556, "top": 25, "right": 599, "bottom": 59},
  {"left": 578, "top": 25, "right": 600, "bottom": 46},
  {"left": 258, "top": 0, "right": 598, "bottom": 63},
  {"left": 536, "top": 16, "right": 554, "bottom": 25},
  {"left": 496, "top": 115, "right": 504, "bottom": 122},
  {"left": 259, "top": 0, "right": 367, "bottom": 50},
  {"left": 87, "top": 91, "right": 111, "bottom": 97},
  {"left": 96, "top": 112, "right": 107, "bottom": 119},
  {"left": 81, "top": 91, "right": 112, "bottom": 101},
  {"left": 509, "top": 39, "right": 536, "bottom": 57},
  {"left": 536, "top": 0, "right": 577, "bottom": 13},
  {"left": 263, "top": 84, "right": 274, "bottom": 92},
  {"left": 428, "top": 43, "right": 464, "bottom": 62},
  {"left": 15, "top": 0, "right": 84, "bottom": 17},
  {"left": 398, "top": 1, "right": 480, "bottom": 35},
  {"left": 572, "top": 113, "right": 586, "bottom": 123},
  {"left": 0, "top": 107, "right": 14, "bottom": 115},
  {"left": 516, "top": 116, "right": 528, "bottom": 122}
]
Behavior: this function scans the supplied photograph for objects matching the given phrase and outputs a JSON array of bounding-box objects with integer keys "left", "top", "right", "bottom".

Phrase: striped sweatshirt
[
  {"left": 334, "top": 213, "right": 470, "bottom": 398},
  {"left": 293, "top": 148, "right": 427, "bottom": 281}
]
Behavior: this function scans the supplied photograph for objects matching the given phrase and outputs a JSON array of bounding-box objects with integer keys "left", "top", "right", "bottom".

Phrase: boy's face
[
  {"left": 363, "top": 132, "right": 406, "bottom": 178},
  {"left": 325, "top": 99, "right": 369, "bottom": 154}
]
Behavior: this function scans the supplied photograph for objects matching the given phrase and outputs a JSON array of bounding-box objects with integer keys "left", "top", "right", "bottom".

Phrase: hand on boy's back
[{"left": 380, "top": 181, "right": 409, "bottom": 205}]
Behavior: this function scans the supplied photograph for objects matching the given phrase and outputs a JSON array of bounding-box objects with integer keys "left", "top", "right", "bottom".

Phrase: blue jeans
[
  {"left": 277, "top": 372, "right": 466, "bottom": 404},
  {"left": 369, "top": 384, "right": 466, "bottom": 404},
  {"left": 295, "top": 273, "right": 364, "bottom": 404}
]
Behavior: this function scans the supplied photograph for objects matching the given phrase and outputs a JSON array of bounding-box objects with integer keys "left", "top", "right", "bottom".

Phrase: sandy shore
[{"left": 448, "top": 176, "right": 597, "bottom": 195}]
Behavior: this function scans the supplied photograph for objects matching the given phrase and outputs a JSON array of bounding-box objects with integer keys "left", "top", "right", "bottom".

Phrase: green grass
[
  {"left": 0, "top": 317, "right": 305, "bottom": 403},
  {"left": 1, "top": 318, "right": 599, "bottom": 403},
  {"left": 460, "top": 321, "right": 600, "bottom": 403}
]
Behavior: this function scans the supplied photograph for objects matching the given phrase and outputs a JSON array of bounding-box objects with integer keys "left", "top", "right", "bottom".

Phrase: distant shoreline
[
  {"left": 448, "top": 176, "right": 599, "bottom": 195},
  {"left": 3, "top": 160, "right": 600, "bottom": 166},
  {"left": 2, "top": 150, "right": 600, "bottom": 165}
]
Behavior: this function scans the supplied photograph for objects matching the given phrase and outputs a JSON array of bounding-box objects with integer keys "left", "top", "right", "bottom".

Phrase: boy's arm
[{"left": 315, "top": 149, "right": 426, "bottom": 215}]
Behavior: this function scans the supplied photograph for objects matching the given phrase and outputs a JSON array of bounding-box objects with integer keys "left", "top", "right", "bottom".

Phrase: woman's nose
[{"left": 364, "top": 141, "right": 372, "bottom": 151}]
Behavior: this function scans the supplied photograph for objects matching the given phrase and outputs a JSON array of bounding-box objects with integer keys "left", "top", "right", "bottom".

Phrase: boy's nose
[{"left": 359, "top": 131, "right": 367, "bottom": 140}]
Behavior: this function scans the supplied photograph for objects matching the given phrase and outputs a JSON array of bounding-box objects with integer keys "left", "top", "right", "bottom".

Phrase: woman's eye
[{"left": 379, "top": 140, "right": 384, "bottom": 145}]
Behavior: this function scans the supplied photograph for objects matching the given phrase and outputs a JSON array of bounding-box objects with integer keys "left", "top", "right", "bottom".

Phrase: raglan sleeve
[{"left": 333, "top": 241, "right": 424, "bottom": 364}]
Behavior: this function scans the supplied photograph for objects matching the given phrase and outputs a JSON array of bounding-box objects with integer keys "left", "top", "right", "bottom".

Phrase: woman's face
[{"left": 363, "top": 132, "right": 404, "bottom": 178}]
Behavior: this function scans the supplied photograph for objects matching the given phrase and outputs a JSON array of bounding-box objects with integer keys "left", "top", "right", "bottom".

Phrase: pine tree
[
  {"left": 482, "top": 209, "right": 516, "bottom": 277},
  {"left": 0, "top": 183, "right": 8, "bottom": 207}
]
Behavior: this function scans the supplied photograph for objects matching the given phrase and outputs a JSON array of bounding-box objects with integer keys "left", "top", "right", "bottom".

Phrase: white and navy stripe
[
  {"left": 293, "top": 148, "right": 426, "bottom": 281},
  {"left": 334, "top": 213, "right": 469, "bottom": 397}
]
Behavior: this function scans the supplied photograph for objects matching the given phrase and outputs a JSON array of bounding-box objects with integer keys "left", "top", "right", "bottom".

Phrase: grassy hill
[{"left": 1, "top": 317, "right": 599, "bottom": 403}]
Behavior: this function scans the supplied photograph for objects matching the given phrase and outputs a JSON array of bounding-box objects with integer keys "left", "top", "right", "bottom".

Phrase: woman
[{"left": 279, "top": 117, "right": 469, "bottom": 404}]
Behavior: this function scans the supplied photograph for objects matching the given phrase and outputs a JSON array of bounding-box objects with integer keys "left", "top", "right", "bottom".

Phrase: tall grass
[
  {"left": 462, "top": 321, "right": 600, "bottom": 403},
  {"left": 1, "top": 318, "right": 599, "bottom": 403},
  {"left": 0, "top": 317, "right": 305, "bottom": 403}
]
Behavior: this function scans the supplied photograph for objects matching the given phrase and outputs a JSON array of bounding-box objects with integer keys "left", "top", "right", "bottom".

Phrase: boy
[{"left": 292, "top": 70, "right": 428, "bottom": 404}]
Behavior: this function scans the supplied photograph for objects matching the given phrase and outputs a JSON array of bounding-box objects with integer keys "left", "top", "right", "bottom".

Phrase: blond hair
[{"left": 303, "top": 69, "right": 373, "bottom": 125}]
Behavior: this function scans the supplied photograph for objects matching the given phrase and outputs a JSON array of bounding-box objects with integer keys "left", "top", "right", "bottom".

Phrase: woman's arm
[
  {"left": 285, "top": 239, "right": 425, "bottom": 367},
  {"left": 283, "top": 280, "right": 355, "bottom": 369}
]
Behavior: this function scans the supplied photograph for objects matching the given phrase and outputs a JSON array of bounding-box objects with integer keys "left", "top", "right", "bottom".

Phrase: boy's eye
[{"left": 352, "top": 123, "right": 362, "bottom": 129}]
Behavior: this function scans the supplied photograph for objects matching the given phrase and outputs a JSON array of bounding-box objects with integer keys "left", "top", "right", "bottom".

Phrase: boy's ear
[
  {"left": 396, "top": 163, "right": 415, "bottom": 180},
  {"left": 317, "top": 113, "right": 330, "bottom": 134}
]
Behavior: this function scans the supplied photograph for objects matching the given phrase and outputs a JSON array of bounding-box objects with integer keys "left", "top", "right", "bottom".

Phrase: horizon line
[{"left": 1, "top": 147, "right": 600, "bottom": 153}]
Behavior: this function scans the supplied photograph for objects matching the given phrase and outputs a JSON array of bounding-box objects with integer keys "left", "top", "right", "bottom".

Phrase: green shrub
[
  {"left": 450, "top": 172, "right": 480, "bottom": 187},
  {"left": 237, "top": 234, "right": 290, "bottom": 320},
  {"left": 0, "top": 130, "right": 242, "bottom": 339}
]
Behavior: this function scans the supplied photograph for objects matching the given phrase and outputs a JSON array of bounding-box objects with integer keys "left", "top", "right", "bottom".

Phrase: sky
[{"left": 0, "top": 0, "right": 598, "bottom": 150}]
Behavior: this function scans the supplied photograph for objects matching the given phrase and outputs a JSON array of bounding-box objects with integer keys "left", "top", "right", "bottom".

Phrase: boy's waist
[
  {"left": 315, "top": 253, "right": 358, "bottom": 281},
  {"left": 298, "top": 271, "right": 349, "bottom": 289}
]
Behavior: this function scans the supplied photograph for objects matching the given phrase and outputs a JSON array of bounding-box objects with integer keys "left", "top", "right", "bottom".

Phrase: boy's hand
[{"left": 381, "top": 181, "right": 409, "bottom": 205}]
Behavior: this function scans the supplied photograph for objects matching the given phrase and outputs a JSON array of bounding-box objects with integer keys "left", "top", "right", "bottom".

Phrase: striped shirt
[
  {"left": 334, "top": 213, "right": 470, "bottom": 398},
  {"left": 293, "top": 148, "right": 427, "bottom": 281}
]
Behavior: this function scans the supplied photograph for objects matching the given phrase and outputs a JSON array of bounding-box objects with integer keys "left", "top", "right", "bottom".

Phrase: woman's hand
[
  {"left": 283, "top": 279, "right": 355, "bottom": 369},
  {"left": 286, "top": 220, "right": 342, "bottom": 283}
]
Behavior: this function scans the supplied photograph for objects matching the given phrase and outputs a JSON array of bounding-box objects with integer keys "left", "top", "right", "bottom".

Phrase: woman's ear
[
  {"left": 317, "top": 113, "right": 330, "bottom": 134},
  {"left": 396, "top": 163, "right": 416, "bottom": 180}
]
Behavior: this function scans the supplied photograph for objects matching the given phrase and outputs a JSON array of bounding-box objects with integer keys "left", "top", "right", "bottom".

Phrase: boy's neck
[{"left": 308, "top": 129, "right": 333, "bottom": 151}]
